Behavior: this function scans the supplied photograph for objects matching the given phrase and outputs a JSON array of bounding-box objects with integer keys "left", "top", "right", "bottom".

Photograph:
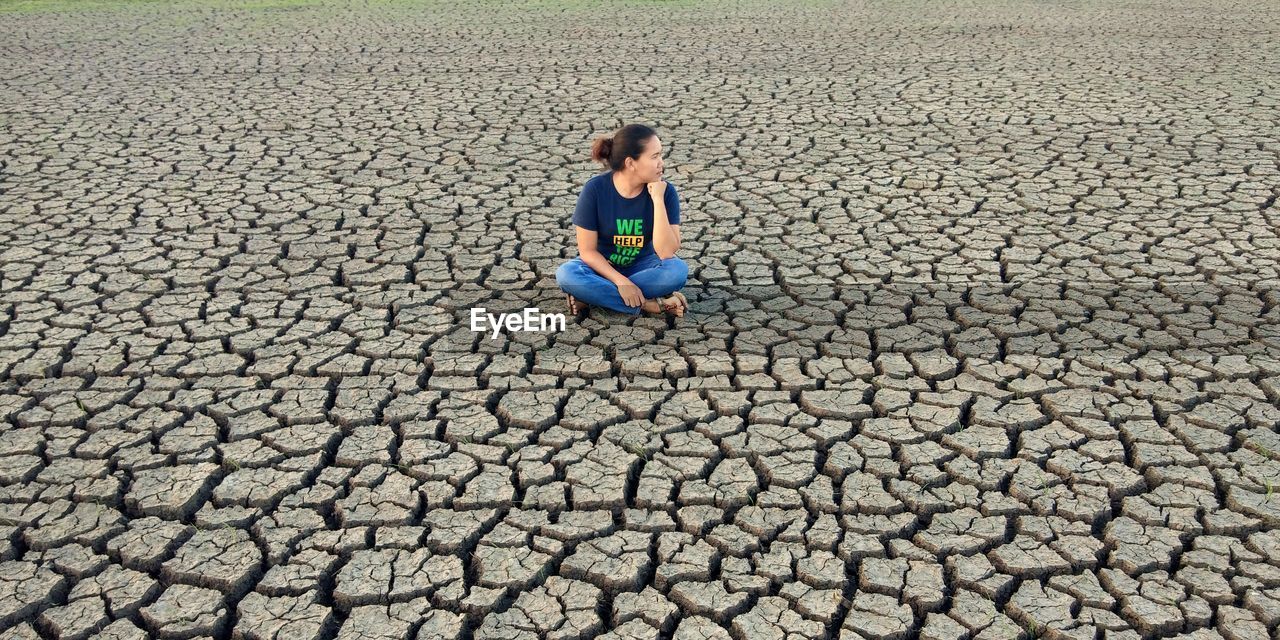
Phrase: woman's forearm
[
  {"left": 580, "top": 250, "right": 630, "bottom": 286},
  {"left": 651, "top": 197, "right": 679, "bottom": 258}
]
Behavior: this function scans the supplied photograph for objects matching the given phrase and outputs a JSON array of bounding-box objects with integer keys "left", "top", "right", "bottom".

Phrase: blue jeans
[{"left": 556, "top": 253, "right": 689, "bottom": 315}]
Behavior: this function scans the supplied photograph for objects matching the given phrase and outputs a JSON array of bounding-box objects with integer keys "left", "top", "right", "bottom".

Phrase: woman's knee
[
  {"left": 664, "top": 256, "right": 689, "bottom": 287},
  {"left": 555, "top": 260, "right": 578, "bottom": 289}
]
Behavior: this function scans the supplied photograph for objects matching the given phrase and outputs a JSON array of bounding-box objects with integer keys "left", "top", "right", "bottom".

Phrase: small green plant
[
  {"left": 0, "top": 0, "right": 167, "bottom": 13},
  {"left": 224, "top": 458, "right": 241, "bottom": 471},
  {"left": 236, "top": 0, "right": 316, "bottom": 8},
  {"left": 534, "top": 563, "right": 553, "bottom": 583},
  {"left": 1249, "top": 443, "right": 1278, "bottom": 461}
]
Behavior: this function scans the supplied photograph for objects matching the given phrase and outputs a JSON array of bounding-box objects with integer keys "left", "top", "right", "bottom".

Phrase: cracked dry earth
[{"left": 2, "top": 0, "right": 1280, "bottom": 640}]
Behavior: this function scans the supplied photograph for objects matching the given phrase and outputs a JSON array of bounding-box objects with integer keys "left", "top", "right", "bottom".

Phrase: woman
[{"left": 556, "top": 123, "right": 690, "bottom": 318}]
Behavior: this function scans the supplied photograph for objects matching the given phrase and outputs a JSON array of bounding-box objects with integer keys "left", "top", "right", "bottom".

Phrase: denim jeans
[{"left": 555, "top": 253, "right": 689, "bottom": 315}]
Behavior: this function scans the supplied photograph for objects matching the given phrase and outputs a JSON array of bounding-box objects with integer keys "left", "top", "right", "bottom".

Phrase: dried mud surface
[{"left": 1, "top": 1, "right": 1279, "bottom": 639}]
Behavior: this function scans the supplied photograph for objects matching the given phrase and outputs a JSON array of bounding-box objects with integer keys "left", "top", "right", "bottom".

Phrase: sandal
[
  {"left": 650, "top": 294, "right": 686, "bottom": 317},
  {"left": 669, "top": 291, "right": 689, "bottom": 316}
]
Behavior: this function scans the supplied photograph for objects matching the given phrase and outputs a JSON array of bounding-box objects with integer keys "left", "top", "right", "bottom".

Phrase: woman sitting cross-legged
[{"left": 555, "top": 123, "right": 689, "bottom": 318}]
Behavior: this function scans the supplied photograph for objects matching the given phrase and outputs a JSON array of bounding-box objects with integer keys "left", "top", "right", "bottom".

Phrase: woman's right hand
[{"left": 616, "top": 279, "right": 644, "bottom": 308}]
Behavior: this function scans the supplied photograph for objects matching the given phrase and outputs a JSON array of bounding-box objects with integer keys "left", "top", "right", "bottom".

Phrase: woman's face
[{"left": 625, "top": 136, "right": 664, "bottom": 182}]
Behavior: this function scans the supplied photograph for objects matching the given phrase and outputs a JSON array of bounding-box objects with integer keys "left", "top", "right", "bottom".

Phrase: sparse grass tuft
[
  {"left": 534, "top": 562, "right": 553, "bottom": 583},
  {"left": 0, "top": 0, "right": 328, "bottom": 12},
  {"left": 1249, "top": 443, "right": 1279, "bottom": 461},
  {"left": 0, "top": 0, "right": 177, "bottom": 12}
]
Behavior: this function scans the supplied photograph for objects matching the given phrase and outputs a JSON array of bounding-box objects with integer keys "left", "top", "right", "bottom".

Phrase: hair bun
[
  {"left": 591, "top": 136, "right": 614, "bottom": 166},
  {"left": 591, "top": 124, "right": 655, "bottom": 170}
]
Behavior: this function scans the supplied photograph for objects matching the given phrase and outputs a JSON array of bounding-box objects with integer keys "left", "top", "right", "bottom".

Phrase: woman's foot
[
  {"left": 669, "top": 292, "right": 689, "bottom": 316},
  {"left": 641, "top": 295, "right": 686, "bottom": 317},
  {"left": 566, "top": 294, "right": 585, "bottom": 316}
]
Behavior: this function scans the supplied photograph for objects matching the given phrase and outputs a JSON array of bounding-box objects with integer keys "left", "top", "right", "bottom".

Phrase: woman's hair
[{"left": 590, "top": 124, "right": 657, "bottom": 171}]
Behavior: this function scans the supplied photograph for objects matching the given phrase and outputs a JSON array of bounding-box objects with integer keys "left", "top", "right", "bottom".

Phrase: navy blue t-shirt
[{"left": 572, "top": 171, "right": 680, "bottom": 268}]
